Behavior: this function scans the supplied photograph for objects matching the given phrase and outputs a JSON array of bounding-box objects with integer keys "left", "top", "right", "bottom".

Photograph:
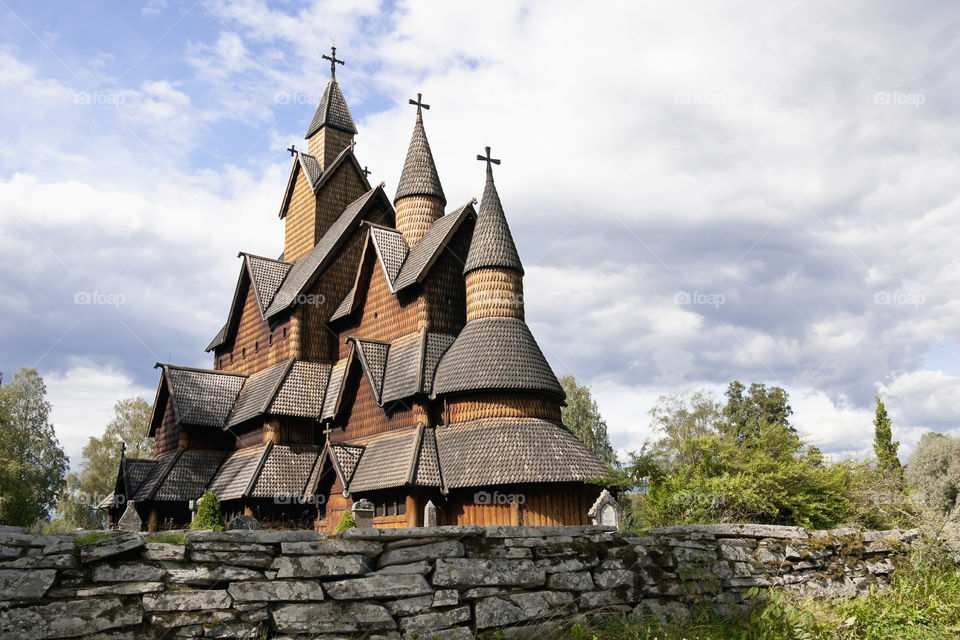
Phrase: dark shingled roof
[
  {"left": 464, "top": 164, "right": 524, "bottom": 276},
  {"left": 100, "top": 457, "right": 158, "bottom": 509},
  {"left": 369, "top": 225, "right": 409, "bottom": 286},
  {"left": 321, "top": 357, "right": 350, "bottom": 420},
  {"left": 330, "top": 443, "right": 363, "bottom": 485},
  {"left": 250, "top": 444, "right": 321, "bottom": 500},
  {"left": 162, "top": 365, "right": 246, "bottom": 428},
  {"left": 395, "top": 108, "right": 445, "bottom": 205},
  {"left": 431, "top": 317, "right": 564, "bottom": 399},
  {"left": 206, "top": 444, "right": 270, "bottom": 502},
  {"left": 347, "top": 430, "right": 418, "bottom": 494},
  {"left": 329, "top": 286, "right": 356, "bottom": 322},
  {"left": 305, "top": 79, "right": 357, "bottom": 137},
  {"left": 412, "top": 426, "right": 442, "bottom": 487},
  {"left": 267, "top": 186, "right": 387, "bottom": 319},
  {"left": 133, "top": 452, "right": 179, "bottom": 501},
  {"left": 380, "top": 332, "right": 423, "bottom": 405},
  {"left": 152, "top": 449, "right": 227, "bottom": 502},
  {"left": 352, "top": 338, "right": 390, "bottom": 402},
  {"left": 269, "top": 361, "right": 332, "bottom": 418},
  {"left": 393, "top": 201, "right": 475, "bottom": 291},
  {"left": 436, "top": 417, "right": 608, "bottom": 488},
  {"left": 226, "top": 359, "right": 293, "bottom": 428},
  {"left": 205, "top": 323, "right": 227, "bottom": 352},
  {"left": 379, "top": 331, "right": 456, "bottom": 405},
  {"left": 298, "top": 152, "right": 323, "bottom": 186}
]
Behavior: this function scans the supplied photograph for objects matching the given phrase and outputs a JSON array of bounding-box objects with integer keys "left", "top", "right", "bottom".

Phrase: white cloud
[{"left": 45, "top": 362, "right": 154, "bottom": 469}]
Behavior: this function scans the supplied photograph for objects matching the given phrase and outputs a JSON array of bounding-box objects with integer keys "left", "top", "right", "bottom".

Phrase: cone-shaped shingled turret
[
  {"left": 464, "top": 151, "right": 524, "bottom": 276},
  {"left": 394, "top": 94, "right": 446, "bottom": 247},
  {"left": 395, "top": 96, "right": 445, "bottom": 205},
  {"left": 305, "top": 47, "right": 357, "bottom": 168}
]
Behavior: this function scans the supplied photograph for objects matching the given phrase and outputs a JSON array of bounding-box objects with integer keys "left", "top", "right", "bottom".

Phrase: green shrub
[
  {"left": 332, "top": 510, "right": 356, "bottom": 534},
  {"left": 190, "top": 491, "right": 224, "bottom": 532}
]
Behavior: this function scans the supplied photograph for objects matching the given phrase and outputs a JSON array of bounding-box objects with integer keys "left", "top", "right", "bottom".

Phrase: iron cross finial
[
  {"left": 408, "top": 93, "right": 430, "bottom": 113},
  {"left": 287, "top": 144, "right": 297, "bottom": 157},
  {"left": 477, "top": 146, "right": 501, "bottom": 172},
  {"left": 362, "top": 166, "right": 371, "bottom": 177},
  {"left": 323, "top": 46, "right": 345, "bottom": 80}
]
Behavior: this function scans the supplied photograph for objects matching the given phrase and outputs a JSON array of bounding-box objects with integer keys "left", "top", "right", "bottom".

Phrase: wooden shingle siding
[
  {"left": 154, "top": 399, "right": 180, "bottom": 457},
  {"left": 395, "top": 194, "right": 444, "bottom": 247},
  {"left": 307, "top": 127, "right": 354, "bottom": 171},
  {"left": 315, "top": 162, "right": 369, "bottom": 248},
  {"left": 283, "top": 167, "right": 318, "bottom": 263},
  {"left": 338, "top": 252, "right": 419, "bottom": 360},
  {"left": 331, "top": 365, "right": 417, "bottom": 441},
  {"left": 417, "top": 221, "right": 471, "bottom": 333},
  {"left": 216, "top": 279, "right": 294, "bottom": 376},
  {"left": 446, "top": 392, "right": 562, "bottom": 423},
  {"left": 465, "top": 268, "right": 524, "bottom": 322}
]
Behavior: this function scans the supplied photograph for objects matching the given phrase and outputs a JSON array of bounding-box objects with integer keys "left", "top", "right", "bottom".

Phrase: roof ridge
[
  {"left": 238, "top": 251, "right": 292, "bottom": 266},
  {"left": 155, "top": 363, "right": 248, "bottom": 377}
]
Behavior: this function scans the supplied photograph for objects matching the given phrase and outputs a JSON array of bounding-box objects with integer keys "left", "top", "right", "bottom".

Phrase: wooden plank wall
[{"left": 215, "top": 277, "right": 294, "bottom": 376}]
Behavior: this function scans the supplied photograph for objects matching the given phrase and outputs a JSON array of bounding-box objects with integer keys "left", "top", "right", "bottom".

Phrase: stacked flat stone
[{"left": 0, "top": 523, "right": 921, "bottom": 639}]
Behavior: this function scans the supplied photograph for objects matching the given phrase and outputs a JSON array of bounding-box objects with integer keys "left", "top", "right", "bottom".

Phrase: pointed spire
[
  {"left": 394, "top": 93, "right": 445, "bottom": 205},
  {"left": 305, "top": 46, "right": 357, "bottom": 138},
  {"left": 464, "top": 147, "right": 523, "bottom": 276}
]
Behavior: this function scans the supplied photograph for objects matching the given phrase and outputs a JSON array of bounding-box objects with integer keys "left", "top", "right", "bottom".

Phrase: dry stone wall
[{"left": 0, "top": 524, "right": 919, "bottom": 639}]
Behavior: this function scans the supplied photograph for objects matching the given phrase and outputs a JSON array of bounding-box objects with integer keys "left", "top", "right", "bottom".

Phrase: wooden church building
[{"left": 102, "top": 49, "right": 607, "bottom": 532}]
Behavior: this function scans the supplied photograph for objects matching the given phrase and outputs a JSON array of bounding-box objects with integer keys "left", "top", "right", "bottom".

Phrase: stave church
[{"left": 101, "top": 49, "right": 607, "bottom": 532}]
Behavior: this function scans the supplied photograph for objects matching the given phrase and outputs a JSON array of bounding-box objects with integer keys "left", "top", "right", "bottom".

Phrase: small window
[
  {"left": 242, "top": 348, "right": 246, "bottom": 359},
  {"left": 254, "top": 341, "right": 259, "bottom": 352},
  {"left": 230, "top": 353, "right": 234, "bottom": 364},
  {"left": 397, "top": 500, "right": 406, "bottom": 515},
  {"left": 387, "top": 502, "right": 395, "bottom": 516},
  {"left": 269, "top": 334, "right": 274, "bottom": 346},
  {"left": 376, "top": 503, "right": 384, "bottom": 517},
  {"left": 283, "top": 328, "right": 287, "bottom": 340}
]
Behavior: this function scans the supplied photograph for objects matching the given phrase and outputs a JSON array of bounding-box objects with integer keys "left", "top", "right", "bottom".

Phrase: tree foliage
[
  {"left": 0, "top": 368, "right": 68, "bottom": 527},
  {"left": 906, "top": 432, "right": 960, "bottom": 515},
  {"left": 628, "top": 381, "right": 865, "bottom": 529},
  {"left": 191, "top": 491, "right": 224, "bottom": 531},
  {"left": 873, "top": 396, "right": 901, "bottom": 473},
  {"left": 57, "top": 397, "right": 153, "bottom": 529},
  {"left": 559, "top": 375, "right": 617, "bottom": 466},
  {"left": 333, "top": 510, "right": 357, "bottom": 534}
]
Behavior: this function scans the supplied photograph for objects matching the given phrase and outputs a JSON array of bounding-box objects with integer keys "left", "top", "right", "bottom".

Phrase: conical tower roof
[
  {"left": 305, "top": 78, "right": 357, "bottom": 138},
  {"left": 395, "top": 102, "right": 445, "bottom": 205},
  {"left": 464, "top": 158, "right": 523, "bottom": 276}
]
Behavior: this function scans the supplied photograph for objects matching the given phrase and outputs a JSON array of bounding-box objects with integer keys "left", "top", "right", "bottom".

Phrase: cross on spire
[
  {"left": 323, "top": 46, "right": 344, "bottom": 80},
  {"left": 408, "top": 93, "right": 430, "bottom": 113},
  {"left": 477, "top": 146, "right": 501, "bottom": 173},
  {"left": 287, "top": 144, "right": 297, "bottom": 157},
  {"left": 362, "top": 166, "right": 371, "bottom": 177}
]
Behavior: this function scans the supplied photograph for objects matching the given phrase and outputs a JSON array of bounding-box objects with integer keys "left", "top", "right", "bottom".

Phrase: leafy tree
[
  {"left": 722, "top": 380, "right": 794, "bottom": 440},
  {"left": 872, "top": 396, "right": 901, "bottom": 472},
  {"left": 630, "top": 382, "right": 858, "bottom": 529},
  {"left": 905, "top": 432, "right": 960, "bottom": 515},
  {"left": 191, "top": 491, "right": 224, "bottom": 531},
  {"left": 0, "top": 368, "right": 68, "bottom": 526},
  {"left": 57, "top": 397, "right": 153, "bottom": 529},
  {"left": 559, "top": 375, "right": 617, "bottom": 465}
]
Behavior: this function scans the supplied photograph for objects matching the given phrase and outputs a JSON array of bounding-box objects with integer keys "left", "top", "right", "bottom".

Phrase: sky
[{"left": 2, "top": 0, "right": 960, "bottom": 470}]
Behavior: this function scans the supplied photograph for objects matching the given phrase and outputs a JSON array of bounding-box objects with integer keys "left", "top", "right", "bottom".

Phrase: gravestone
[
  {"left": 587, "top": 489, "right": 622, "bottom": 529},
  {"left": 117, "top": 500, "right": 143, "bottom": 532},
  {"left": 352, "top": 499, "right": 375, "bottom": 527}
]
